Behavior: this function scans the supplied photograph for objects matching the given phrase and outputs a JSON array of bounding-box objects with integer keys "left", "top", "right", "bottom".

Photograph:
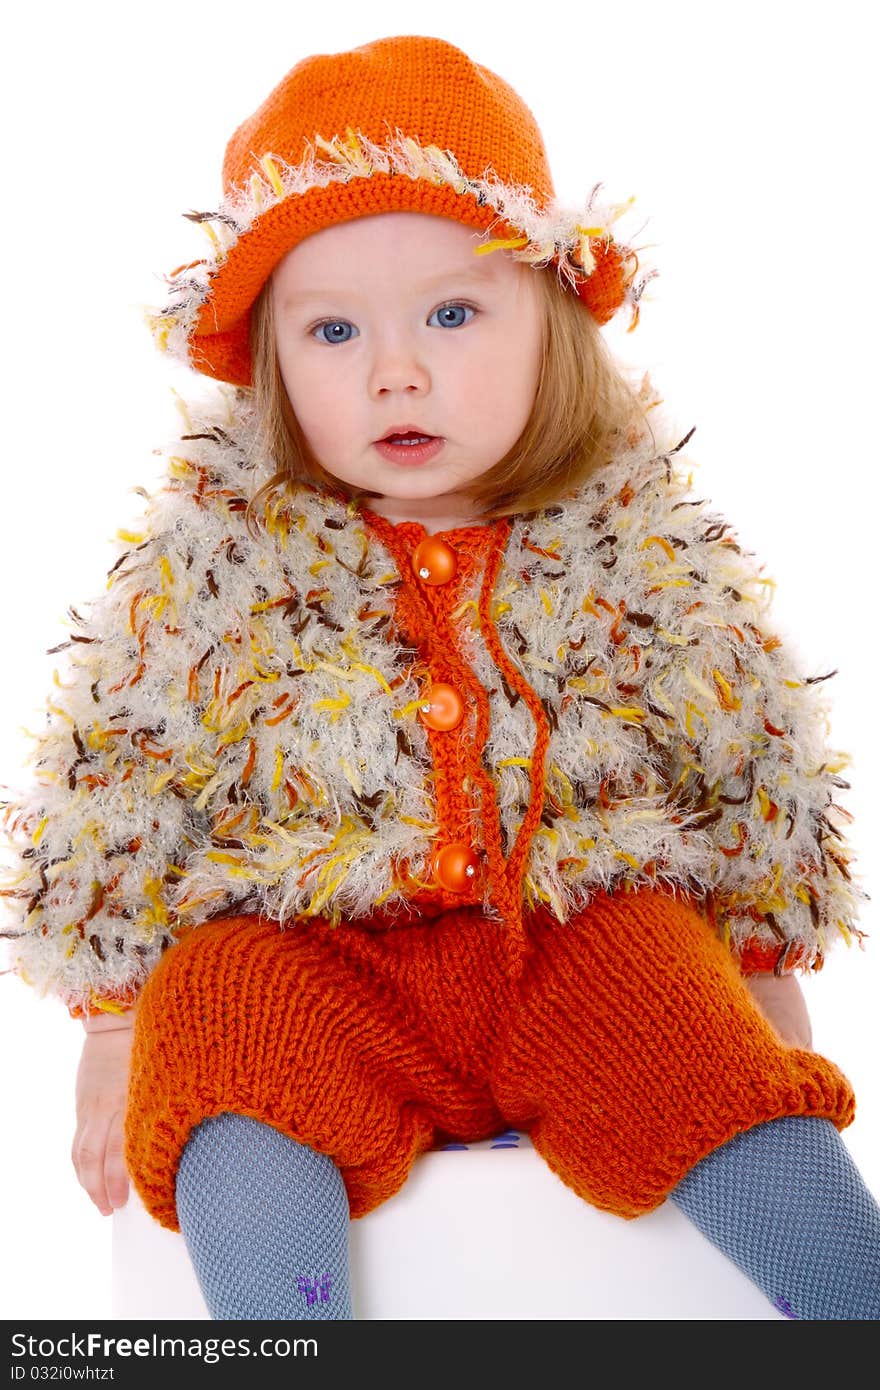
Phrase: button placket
[{"left": 411, "top": 536, "right": 482, "bottom": 895}]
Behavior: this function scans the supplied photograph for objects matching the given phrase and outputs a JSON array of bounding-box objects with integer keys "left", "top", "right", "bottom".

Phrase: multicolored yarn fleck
[
  {"left": 146, "top": 34, "right": 654, "bottom": 386},
  {"left": 124, "top": 887, "right": 855, "bottom": 1231},
  {"left": 0, "top": 385, "right": 868, "bottom": 1019}
]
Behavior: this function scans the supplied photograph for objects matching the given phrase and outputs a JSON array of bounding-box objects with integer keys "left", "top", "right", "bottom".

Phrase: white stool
[{"left": 112, "top": 1129, "right": 784, "bottom": 1319}]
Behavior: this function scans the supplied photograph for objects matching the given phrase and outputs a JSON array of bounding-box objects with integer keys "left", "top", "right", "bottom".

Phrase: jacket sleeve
[
  {"left": 0, "top": 426, "right": 227, "bottom": 1020},
  {"left": 631, "top": 447, "right": 870, "bottom": 976}
]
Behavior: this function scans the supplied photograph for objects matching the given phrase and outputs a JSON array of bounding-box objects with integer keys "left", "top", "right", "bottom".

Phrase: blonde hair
[{"left": 243, "top": 263, "right": 656, "bottom": 539}]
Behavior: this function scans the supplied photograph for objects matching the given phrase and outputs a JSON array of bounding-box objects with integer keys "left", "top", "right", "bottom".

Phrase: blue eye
[
  {"left": 310, "top": 302, "right": 476, "bottom": 344},
  {"left": 429, "top": 302, "right": 475, "bottom": 329},
  {"left": 312, "top": 320, "right": 356, "bottom": 344}
]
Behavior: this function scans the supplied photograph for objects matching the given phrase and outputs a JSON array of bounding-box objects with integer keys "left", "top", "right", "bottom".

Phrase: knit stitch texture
[
  {"left": 669, "top": 1115, "right": 880, "bottom": 1319},
  {"left": 149, "top": 35, "right": 649, "bottom": 385},
  {"left": 176, "top": 1112, "right": 354, "bottom": 1320},
  {"left": 125, "top": 886, "right": 854, "bottom": 1228}
]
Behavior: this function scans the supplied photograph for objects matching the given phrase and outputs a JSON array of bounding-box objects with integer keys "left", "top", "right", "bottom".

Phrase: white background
[{"left": 1, "top": 0, "right": 877, "bottom": 1320}]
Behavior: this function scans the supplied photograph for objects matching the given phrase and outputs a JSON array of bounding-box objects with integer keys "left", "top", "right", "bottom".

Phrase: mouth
[
  {"left": 373, "top": 433, "right": 445, "bottom": 465},
  {"left": 376, "top": 426, "right": 439, "bottom": 444}
]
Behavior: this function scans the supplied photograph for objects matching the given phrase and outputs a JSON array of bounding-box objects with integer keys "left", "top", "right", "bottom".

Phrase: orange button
[
  {"left": 417, "top": 683, "right": 465, "bottom": 731},
  {"left": 412, "top": 537, "right": 457, "bottom": 585},
  {"left": 431, "top": 842, "right": 481, "bottom": 892}
]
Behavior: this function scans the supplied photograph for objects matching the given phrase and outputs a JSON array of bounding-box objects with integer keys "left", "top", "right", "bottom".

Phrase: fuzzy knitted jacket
[{"left": 0, "top": 384, "right": 868, "bottom": 1018}]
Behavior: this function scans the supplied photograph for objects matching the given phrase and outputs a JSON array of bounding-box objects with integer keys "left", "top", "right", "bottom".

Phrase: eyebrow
[{"left": 280, "top": 263, "right": 498, "bottom": 306}]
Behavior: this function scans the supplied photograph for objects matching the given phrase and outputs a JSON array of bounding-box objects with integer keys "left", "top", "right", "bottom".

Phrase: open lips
[
  {"left": 374, "top": 429, "right": 445, "bottom": 462},
  {"left": 378, "top": 426, "right": 438, "bottom": 444}
]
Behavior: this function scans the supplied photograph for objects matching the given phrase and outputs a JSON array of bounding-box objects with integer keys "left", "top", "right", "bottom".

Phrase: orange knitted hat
[{"left": 147, "top": 34, "right": 656, "bottom": 386}]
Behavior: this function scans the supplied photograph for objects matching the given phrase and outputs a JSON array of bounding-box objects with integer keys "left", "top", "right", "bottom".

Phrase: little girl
[{"left": 2, "top": 34, "right": 879, "bottom": 1322}]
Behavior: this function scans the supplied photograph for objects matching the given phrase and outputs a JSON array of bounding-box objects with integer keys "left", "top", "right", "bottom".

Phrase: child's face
[{"left": 269, "top": 212, "right": 544, "bottom": 529}]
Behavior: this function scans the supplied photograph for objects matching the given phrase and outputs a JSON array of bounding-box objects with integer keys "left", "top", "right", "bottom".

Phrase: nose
[{"left": 368, "top": 331, "right": 432, "bottom": 397}]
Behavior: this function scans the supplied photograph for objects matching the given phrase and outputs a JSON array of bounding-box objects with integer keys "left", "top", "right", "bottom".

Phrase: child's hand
[
  {"left": 72, "top": 1021, "right": 136, "bottom": 1216},
  {"left": 743, "top": 972, "right": 813, "bottom": 1050}
]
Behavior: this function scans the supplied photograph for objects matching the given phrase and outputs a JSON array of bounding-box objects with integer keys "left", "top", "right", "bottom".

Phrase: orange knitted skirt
[{"left": 124, "top": 885, "right": 855, "bottom": 1231}]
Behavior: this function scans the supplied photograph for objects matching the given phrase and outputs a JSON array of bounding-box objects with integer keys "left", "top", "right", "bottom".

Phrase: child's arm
[
  {"left": 80, "top": 1008, "right": 138, "bottom": 1032},
  {"left": 73, "top": 1007, "right": 137, "bottom": 1216},
  {"left": 743, "top": 972, "right": 813, "bottom": 1049}
]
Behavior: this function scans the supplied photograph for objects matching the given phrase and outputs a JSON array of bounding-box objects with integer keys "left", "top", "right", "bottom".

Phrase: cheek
[
  {"left": 499, "top": 321, "right": 542, "bottom": 411},
  {"left": 276, "top": 351, "right": 328, "bottom": 420},
  {"left": 460, "top": 340, "right": 536, "bottom": 415},
  {"left": 279, "top": 363, "right": 358, "bottom": 455}
]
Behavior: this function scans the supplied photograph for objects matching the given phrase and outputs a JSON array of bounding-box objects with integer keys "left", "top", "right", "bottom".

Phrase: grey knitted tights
[
  {"left": 175, "top": 1111, "right": 880, "bottom": 1320},
  {"left": 176, "top": 1113, "right": 354, "bottom": 1320}
]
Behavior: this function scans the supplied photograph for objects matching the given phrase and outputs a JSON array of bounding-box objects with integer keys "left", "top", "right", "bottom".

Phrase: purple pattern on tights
[
  {"left": 773, "top": 1295, "right": 799, "bottom": 1319},
  {"left": 297, "top": 1273, "right": 333, "bottom": 1306},
  {"left": 439, "top": 1129, "right": 524, "bottom": 1152}
]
